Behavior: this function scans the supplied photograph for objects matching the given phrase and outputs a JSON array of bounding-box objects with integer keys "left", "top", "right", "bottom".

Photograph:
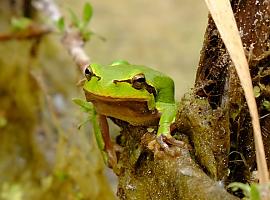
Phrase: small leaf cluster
[
  {"left": 253, "top": 84, "right": 270, "bottom": 111},
  {"left": 11, "top": 17, "right": 32, "bottom": 31},
  {"left": 56, "top": 2, "right": 95, "bottom": 41}
]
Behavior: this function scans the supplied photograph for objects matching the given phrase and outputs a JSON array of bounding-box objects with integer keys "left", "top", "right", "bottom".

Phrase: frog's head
[{"left": 83, "top": 62, "right": 160, "bottom": 109}]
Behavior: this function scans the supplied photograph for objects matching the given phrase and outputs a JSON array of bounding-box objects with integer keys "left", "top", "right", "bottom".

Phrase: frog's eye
[
  {"left": 132, "top": 73, "right": 146, "bottom": 89},
  {"left": 84, "top": 67, "right": 93, "bottom": 80}
]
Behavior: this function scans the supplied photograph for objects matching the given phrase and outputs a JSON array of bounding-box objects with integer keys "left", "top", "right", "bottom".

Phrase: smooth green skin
[{"left": 83, "top": 61, "right": 177, "bottom": 164}]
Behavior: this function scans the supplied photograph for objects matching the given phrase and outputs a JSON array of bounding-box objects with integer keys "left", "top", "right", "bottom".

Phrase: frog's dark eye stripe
[
  {"left": 145, "top": 85, "right": 156, "bottom": 97},
  {"left": 113, "top": 79, "right": 131, "bottom": 84}
]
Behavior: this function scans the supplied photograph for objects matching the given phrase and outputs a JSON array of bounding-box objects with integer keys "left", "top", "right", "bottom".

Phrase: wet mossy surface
[
  {"left": 115, "top": 121, "right": 238, "bottom": 200},
  {"left": 1, "top": 0, "right": 270, "bottom": 199}
]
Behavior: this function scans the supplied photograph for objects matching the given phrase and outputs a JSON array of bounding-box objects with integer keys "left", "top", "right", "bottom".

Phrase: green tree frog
[{"left": 83, "top": 60, "right": 180, "bottom": 168}]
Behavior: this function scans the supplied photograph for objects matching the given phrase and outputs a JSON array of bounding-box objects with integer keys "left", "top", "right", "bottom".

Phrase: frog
[{"left": 83, "top": 60, "right": 182, "bottom": 168}]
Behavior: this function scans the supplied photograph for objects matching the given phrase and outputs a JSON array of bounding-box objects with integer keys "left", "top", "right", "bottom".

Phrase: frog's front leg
[
  {"left": 92, "top": 109, "right": 118, "bottom": 168},
  {"left": 149, "top": 103, "right": 187, "bottom": 156}
]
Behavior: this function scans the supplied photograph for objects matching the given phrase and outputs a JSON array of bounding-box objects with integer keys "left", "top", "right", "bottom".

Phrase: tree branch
[{"left": 33, "top": 0, "right": 90, "bottom": 72}]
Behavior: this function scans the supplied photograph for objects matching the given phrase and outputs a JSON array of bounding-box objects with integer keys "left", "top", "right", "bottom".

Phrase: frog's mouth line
[{"left": 83, "top": 89, "right": 149, "bottom": 102}]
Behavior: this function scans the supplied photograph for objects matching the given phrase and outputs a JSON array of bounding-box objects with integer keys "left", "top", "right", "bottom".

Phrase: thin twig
[
  {"left": 204, "top": 0, "right": 269, "bottom": 185},
  {"left": 32, "top": 0, "right": 90, "bottom": 72},
  {"left": 0, "top": 25, "right": 51, "bottom": 41}
]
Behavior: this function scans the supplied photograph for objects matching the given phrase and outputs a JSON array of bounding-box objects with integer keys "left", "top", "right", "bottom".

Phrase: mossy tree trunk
[
  {"left": 0, "top": 1, "right": 115, "bottom": 199},
  {"left": 116, "top": 0, "right": 270, "bottom": 199}
]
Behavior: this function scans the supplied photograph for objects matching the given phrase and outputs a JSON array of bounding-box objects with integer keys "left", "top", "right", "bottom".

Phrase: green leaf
[
  {"left": 77, "top": 21, "right": 86, "bottom": 33},
  {"left": 11, "top": 17, "right": 32, "bottom": 30},
  {"left": 263, "top": 100, "right": 270, "bottom": 111},
  {"left": 228, "top": 182, "right": 251, "bottom": 197},
  {"left": 250, "top": 184, "right": 261, "bottom": 200},
  {"left": 69, "top": 8, "right": 80, "bottom": 28},
  {"left": 72, "top": 98, "right": 93, "bottom": 113},
  {"left": 82, "top": 30, "right": 106, "bottom": 42},
  {"left": 253, "top": 86, "right": 261, "bottom": 98},
  {"left": 81, "top": 30, "right": 93, "bottom": 41},
  {"left": 83, "top": 2, "right": 93, "bottom": 24},
  {"left": 56, "top": 17, "right": 65, "bottom": 32}
]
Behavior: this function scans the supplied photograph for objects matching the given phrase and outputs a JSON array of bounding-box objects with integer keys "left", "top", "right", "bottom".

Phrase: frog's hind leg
[{"left": 92, "top": 111, "right": 118, "bottom": 168}]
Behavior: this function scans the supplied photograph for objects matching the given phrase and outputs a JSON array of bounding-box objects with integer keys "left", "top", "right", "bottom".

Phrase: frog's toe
[
  {"left": 162, "top": 135, "right": 188, "bottom": 148},
  {"left": 156, "top": 135, "right": 176, "bottom": 156},
  {"left": 148, "top": 135, "right": 187, "bottom": 158},
  {"left": 106, "top": 143, "right": 123, "bottom": 170},
  {"left": 107, "top": 149, "right": 118, "bottom": 169}
]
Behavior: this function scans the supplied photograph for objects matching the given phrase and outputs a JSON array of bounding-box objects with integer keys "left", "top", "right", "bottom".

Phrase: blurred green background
[
  {"left": 0, "top": 0, "right": 208, "bottom": 199},
  {"left": 62, "top": 0, "right": 208, "bottom": 98}
]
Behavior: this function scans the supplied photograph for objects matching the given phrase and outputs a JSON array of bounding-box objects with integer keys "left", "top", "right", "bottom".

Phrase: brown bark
[{"left": 195, "top": 0, "right": 270, "bottom": 184}]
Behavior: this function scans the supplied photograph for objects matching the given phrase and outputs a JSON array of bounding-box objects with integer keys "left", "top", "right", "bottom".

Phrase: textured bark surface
[
  {"left": 195, "top": 0, "right": 270, "bottom": 185},
  {"left": 116, "top": 125, "right": 238, "bottom": 200},
  {"left": 117, "top": 0, "right": 270, "bottom": 199}
]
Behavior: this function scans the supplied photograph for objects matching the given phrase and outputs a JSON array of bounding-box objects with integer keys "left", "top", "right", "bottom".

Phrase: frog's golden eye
[
  {"left": 84, "top": 67, "right": 93, "bottom": 80},
  {"left": 132, "top": 73, "right": 146, "bottom": 89}
]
